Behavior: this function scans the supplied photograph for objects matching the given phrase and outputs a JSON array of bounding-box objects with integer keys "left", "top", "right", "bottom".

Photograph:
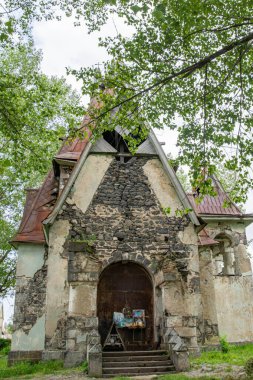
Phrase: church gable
[
  {"left": 43, "top": 129, "right": 200, "bottom": 233},
  {"left": 53, "top": 154, "right": 195, "bottom": 277},
  {"left": 45, "top": 154, "right": 200, "bottom": 352},
  {"left": 9, "top": 123, "right": 253, "bottom": 370}
]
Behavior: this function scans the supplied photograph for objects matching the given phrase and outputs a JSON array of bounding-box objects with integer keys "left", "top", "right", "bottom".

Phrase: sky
[
  {"left": 2, "top": 14, "right": 253, "bottom": 324},
  {"left": 32, "top": 14, "right": 253, "bottom": 245}
]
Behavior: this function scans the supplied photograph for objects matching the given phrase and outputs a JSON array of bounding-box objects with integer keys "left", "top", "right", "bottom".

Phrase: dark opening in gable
[
  {"left": 103, "top": 128, "right": 147, "bottom": 163},
  {"left": 103, "top": 130, "right": 129, "bottom": 153},
  {"left": 103, "top": 130, "right": 132, "bottom": 163}
]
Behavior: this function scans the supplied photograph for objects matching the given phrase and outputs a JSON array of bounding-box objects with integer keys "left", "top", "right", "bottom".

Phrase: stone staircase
[{"left": 102, "top": 350, "right": 176, "bottom": 377}]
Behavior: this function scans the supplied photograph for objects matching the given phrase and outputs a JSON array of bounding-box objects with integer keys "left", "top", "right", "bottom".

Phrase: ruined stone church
[{"left": 9, "top": 118, "right": 253, "bottom": 375}]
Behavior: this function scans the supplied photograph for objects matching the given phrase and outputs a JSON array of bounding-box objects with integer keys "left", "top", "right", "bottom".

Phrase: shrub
[
  {"left": 80, "top": 360, "right": 88, "bottom": 372},
  {"left": 0, "top": 346, "right": 10, "bottom": 355},
  {"left": 245, "top": 357, "right": 253, "bottom": 376},
  {"left": 0, "top": 339, "right": 11, "bottom": 354},
  {"left": 219, "top": 335, "right": 230, "bottom": 353}
]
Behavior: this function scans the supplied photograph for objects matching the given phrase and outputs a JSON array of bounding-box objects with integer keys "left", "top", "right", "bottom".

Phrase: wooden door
[{"left": 97, "top": 262, "right": 154, "bottom": 350}]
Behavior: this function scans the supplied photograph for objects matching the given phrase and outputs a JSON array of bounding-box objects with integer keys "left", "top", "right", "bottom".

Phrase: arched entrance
[{"left": 97, "top": 262, "right": 154, "bottom": 350}]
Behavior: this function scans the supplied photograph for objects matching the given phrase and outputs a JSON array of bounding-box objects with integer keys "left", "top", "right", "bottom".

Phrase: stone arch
[
  {"left": 101, "top": 252, "right": 155, "bottom": 275},
  {"left": 212, "top": 233, "right": 235, "bottom": 275},
  {"left": 97, "top": 261, "right": 154, "bottom": 350}
]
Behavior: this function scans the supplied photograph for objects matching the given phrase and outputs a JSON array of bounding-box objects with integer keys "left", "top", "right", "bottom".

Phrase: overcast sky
[
  {"left": 32, "top": 15, "right": 180, "bottom": 157},
  {"left": 2, "top": 14, "right": 253, "bottom": 323}
]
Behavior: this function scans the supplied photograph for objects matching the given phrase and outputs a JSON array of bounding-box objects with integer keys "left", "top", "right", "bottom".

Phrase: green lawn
[
  {"left": 0, "top": 356, "right": 86, "bottom": 379},
  {"left": 158, "top": 376, "right": 220, "bottom": 380},
  {"left": 191, "top": 343, "right": 253, "bottom": 366},
  {"left": 0, "top": 343, "right": 252, "bottom": 379}
]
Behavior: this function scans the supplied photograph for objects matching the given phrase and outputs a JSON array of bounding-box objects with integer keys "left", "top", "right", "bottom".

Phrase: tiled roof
[
  {"left": 188, "top": 193, "right": 243, "bottom": 216},
  {"left": 12, "top": 133, "right": 91, "bottom": 244},
  {"left": 198, "top": 228, "right": 218, "bottom": 246},
  {"left": 187, "top": 176, "right": 243, "bottom": 217},
  {"left": 12, "top": 122, "right": 246, "bottom": 245}
]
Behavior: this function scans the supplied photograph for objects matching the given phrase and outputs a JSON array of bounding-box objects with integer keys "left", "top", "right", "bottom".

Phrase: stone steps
[
  {"left": 103, "top": 350, "right": 167, "bottom": 357},
  {"left": 103, "top": 372, "right": 177, "bottom": 378},
  {"left": 103, "top": 360, "right": 172, "bottom": 368},
  {"left": 102, "top": 350, "right": 175, "bottom": 377},
  {"left": 103, "top": 356, "right": 172, "bottom": 363}
]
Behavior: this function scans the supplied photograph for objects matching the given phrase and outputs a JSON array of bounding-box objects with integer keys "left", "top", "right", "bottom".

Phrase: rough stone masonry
[{"left": 9, "top": 131, "right": 253, "bottom": 370}]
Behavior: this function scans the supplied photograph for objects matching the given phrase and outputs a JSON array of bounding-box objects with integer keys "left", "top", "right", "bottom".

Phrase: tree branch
[
  {"left": 0, "top": 250, "right": 11, "bottom": 264},
  {"left": 183, "top": 22, "right": 253, "bottom": 40},
  {"left": 76, "top": 31, "right": 253, "bottom": 132},
  {"left": 0, "top": 268, "right": 15, "bottom": 296}
]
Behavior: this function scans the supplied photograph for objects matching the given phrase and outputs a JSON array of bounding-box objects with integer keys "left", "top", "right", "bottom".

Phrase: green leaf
[{"left": 131, "top": 5, "right": 142, "bottom": 14}]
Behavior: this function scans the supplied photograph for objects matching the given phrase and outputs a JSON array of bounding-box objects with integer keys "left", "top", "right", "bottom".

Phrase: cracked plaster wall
[
  {"left": 45, "top": 219, "right": 70, "bottom": 346},
  {"left": 12, "top": 244, "right": 46, "bottom": 351},
  {"left": 203, "top": 222, "right": 253, "bottom": 343},
  {"left": 45, "top": 155, "right": 201, "bottom": 353},
  {"left": 214, "top": 275, "right": 253, "bottom": 342},
  {"left": 198, "top": 247, "right": 219, "bottom": 345}
]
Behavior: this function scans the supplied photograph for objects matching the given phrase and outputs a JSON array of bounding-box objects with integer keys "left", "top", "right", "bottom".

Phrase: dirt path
[{"left": 17, "top": 364, "right": 247, "bottom": 380}]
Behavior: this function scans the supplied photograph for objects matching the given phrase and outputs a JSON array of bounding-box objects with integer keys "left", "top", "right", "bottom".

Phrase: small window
[
  {"left": 103, "top": 130, "right": 132, "bottom": 163},
  {"left": 212, "top": 235, "right": 235, "bottom": 275}
]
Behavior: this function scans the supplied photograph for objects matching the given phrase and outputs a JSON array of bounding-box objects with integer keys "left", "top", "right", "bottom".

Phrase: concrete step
[
  {"left": 103, "top": 365, "right": 174, "bottom": 375},
  {"left": 103, "top": 360, "right": 172, "bottom": 368},
  {"left": 103, "top": 355, "right": 171, "bottom": 362},
  {"left": 102, "top": 350, "right": 175, "bottom": 377},
  {"left": 103, "top": 350, "right": 167, "bottom": 357},
  {"left": 103, "top": 371, "right": 177, "bottom": 378}
]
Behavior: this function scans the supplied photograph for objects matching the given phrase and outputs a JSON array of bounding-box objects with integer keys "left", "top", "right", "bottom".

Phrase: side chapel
[{"left": 9, "top": 113, "right": 253, "bottom": 374}]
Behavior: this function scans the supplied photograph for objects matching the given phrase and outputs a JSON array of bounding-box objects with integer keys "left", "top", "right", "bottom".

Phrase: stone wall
[
  {"left": 206, "top": 222, "right": 251, "bottom": 275},
  {"left": 45, "top": 155, "right": 200, "bottom": 354},
  {"left": 45, "top": 219, "right": 70, "bottom": 349},
  {"left": 13, "top": 265, "right": 47, "bottom": 333},
  {"left": 214, "top": 275, "right": 253, "bottom": 342},
  {"left": 11, "top": 244, "right": 47, "bottom": 351},
  {"left": 198, "top": 247, "right": 219, "bottom": 345},
  {"left": 199, "top": 222, "right": 253, "bottom": 344}
]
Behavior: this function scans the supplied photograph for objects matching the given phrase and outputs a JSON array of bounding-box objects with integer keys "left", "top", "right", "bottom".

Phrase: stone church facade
[{"left": 9, "top": 124, "right": 253, "bottom": 371}]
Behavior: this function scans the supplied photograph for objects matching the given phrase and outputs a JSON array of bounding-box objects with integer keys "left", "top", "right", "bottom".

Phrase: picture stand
[{"left": 103, "top": 322, "right": 126, "bottom": 351}]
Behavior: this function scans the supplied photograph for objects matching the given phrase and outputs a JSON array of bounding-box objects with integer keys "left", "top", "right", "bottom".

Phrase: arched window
[{"left": 212, "top": 234, "right": 235, "bottom": 275}]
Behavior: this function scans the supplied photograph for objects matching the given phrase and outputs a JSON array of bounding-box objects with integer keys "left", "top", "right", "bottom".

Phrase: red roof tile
[
  {"left": 188, "top": 193, "right": 242, "bottom": 216},
  {"left": 12, "top": 122, "right": 92, "bottom": 244},
  {"left": 187, "top": 175, "right": 242, "bottom": 216},
  {"left": 12, "top": 118, "right": 245, "bottom": 245},
  {"left": 198, "top": 228, "right": 219, "bottom": 246}
]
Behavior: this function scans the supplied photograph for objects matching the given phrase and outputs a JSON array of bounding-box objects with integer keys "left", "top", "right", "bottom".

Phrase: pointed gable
[{"left": 13, "top": 123, "right": 203, "bottom": 245}]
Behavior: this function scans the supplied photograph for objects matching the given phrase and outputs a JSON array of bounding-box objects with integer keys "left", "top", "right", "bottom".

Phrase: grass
[
  {"left": 0, "top": 356, "right": 87, "bottom": 379},
  {"left": 0, "top": 343, "right": 252, "bottom": 379},
  {"left": 158, "top": 376, "right": 220, "bottom": 380},
  {"left": 157, "top": 344, "right": 253, "bottom": 380},
  {"left": 0, "top": 357, "right": 63, "bottom": 379},
  {"left": 191, "top": 343, "right": 253, "bottom": 366}
]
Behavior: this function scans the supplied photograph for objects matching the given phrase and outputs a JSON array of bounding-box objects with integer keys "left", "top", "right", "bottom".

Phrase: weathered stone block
[
  {"left": 171, "top": 351, "right": 190, "bottom": 372},
  {"left": 67, "top": 329, "right": 77, "bottom": 339},
  {"left": 76, "top": 334, "right": 87, "bottom": 343},
  {"left": 66, "top": 339, "right": 76, "bottom": 350},
  {"left": 165, "top": 316, "right": 182, "bottom": 327},
  {"left": 64, "top": 351, "right": 86, "bottom": 368},
  {"left": 88, "top": 352, "right": 102, "bottom": 377},
  {"left": 177, "top": 327, "right": 197, "bottom": 337},
  {"left": 42, "top": 350, "right": 65, "bottom": 361},
  {"left": 68, "top": 241, "right": 94, "bottom": 253},
  {"left": 164, "top": 273, "right": 177, "bottom": 282},
  {"left": 8, "top": 351, "right": 42, "bottom": 366}
]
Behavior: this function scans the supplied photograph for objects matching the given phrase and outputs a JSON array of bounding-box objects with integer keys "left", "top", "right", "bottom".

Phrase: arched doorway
[{"left": 97, "top": 262, "right": 154, "bottom": 350}]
